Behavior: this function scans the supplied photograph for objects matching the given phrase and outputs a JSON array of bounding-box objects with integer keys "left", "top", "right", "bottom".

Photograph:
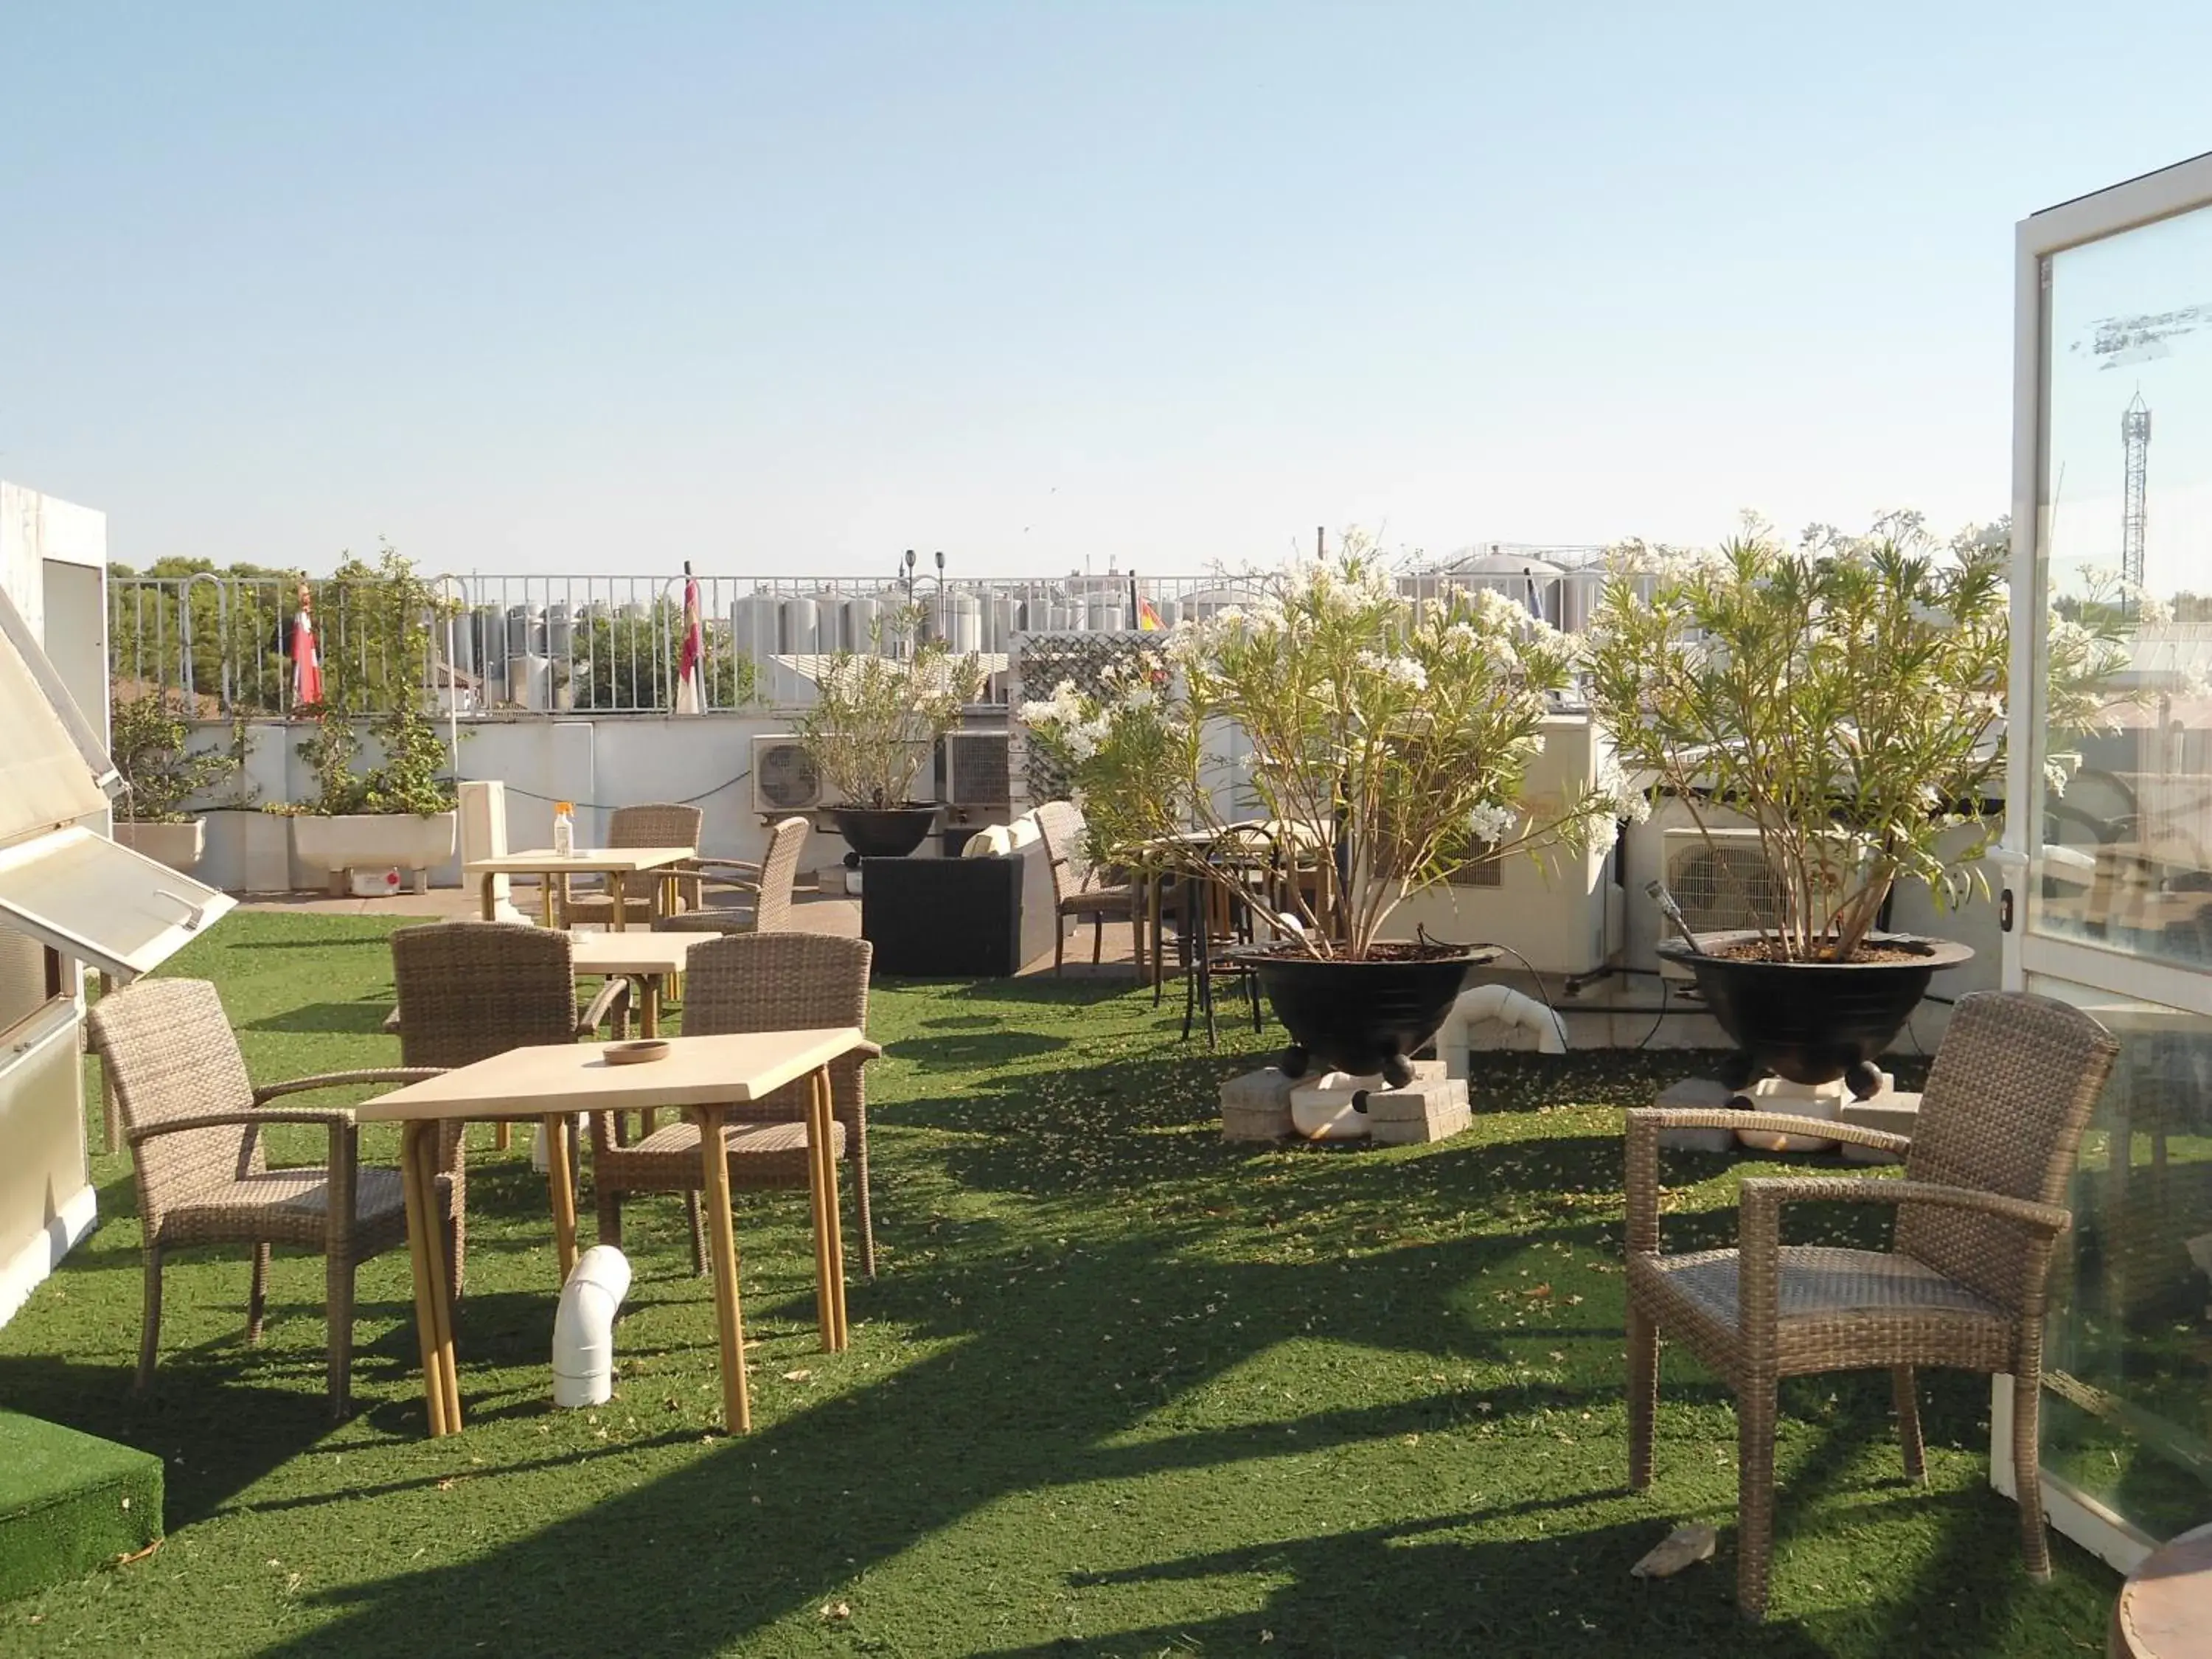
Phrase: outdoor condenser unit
[
  {"left": 1663, "top": 828, "right": 1778, "bottom": 936},
  {"left": 939, "top": 730, "right": 1011, "bottom": 808},
  {"left": 751, "top": 735, "right": 826, "bottom": 814}
]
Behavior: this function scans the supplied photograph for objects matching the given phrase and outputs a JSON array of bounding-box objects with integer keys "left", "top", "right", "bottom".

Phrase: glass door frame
[{"left": 1996, "top": 150, "right": 2212, "bottom": 1572}]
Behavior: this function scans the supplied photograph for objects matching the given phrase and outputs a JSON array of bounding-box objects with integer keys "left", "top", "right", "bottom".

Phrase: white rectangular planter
[
  {"left": 290, "top": 813, "right": 456, "bottom": 894},
  {"left": 112, "top": 818, "right": 206, "bottom": 874},
  {"left": 198, "top": 810, "right": 292, "bottom": 894}
]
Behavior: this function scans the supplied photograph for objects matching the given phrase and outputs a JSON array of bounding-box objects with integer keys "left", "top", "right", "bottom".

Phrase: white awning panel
[
  {"left": 0, "top": 585, "right": 111, "bottom": 844},
  {"left": 0, "top": 827, "right": 234, "bottom": 981}
]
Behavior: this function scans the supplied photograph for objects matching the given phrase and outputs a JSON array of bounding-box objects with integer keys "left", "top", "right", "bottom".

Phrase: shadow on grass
[{"left": 240, "top": 1001, "right": 397, "bottom": 1036}]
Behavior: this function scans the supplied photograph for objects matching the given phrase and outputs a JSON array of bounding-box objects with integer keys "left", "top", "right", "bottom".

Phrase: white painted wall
[{"left": 0, "top": 483, "right": 108, "bottom": 1326}]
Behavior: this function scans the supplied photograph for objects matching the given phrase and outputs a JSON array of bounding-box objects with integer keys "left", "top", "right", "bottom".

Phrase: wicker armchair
[
  {"left": 653, "top": 815, "right": 809, "bottom": 936},
  {"left": 559, "top": 801, "right": 703, "bottom": 928},
  {"left": 1034, "top": 799, "right": 1135, "bottom": 973},
  {"left": 389, "top": 921, "right": 632, "bottom": 1153},
  {"left": 1625, "top": 990, "right": 2119, "bottom": 1619},
  {"left": 590, "top": 933, "right": 879, "bottom": 1279},
  {"left": 86, "top": 978, "right": 450, "bottom": 1419}
]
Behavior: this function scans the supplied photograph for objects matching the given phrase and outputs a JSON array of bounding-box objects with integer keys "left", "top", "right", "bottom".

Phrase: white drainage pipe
[
  {"left": 552, "top": 1245, "right": 632, "bottom": 1408},
  {"left": 1439, "top": 982, "right": 1568, "bottom": 1077}
]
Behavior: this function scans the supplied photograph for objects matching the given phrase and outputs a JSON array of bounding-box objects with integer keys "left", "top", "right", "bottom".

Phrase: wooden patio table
[
  {"left": 464, "top": 846, "right": 695, "bottom": 931},
  {"left": 356, "top": 1026, "right": 880, "bottom": 1438},
  {"left": 567, "top": 929, "right": 700, "bottom": 1038}
]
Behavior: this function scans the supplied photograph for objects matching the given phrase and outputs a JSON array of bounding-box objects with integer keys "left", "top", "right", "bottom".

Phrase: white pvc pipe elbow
[
  {"left": 552, "top": 1244, "right": 632, "bottom": 1408},
  {"left": 1445, "top": 981, "right": 1569, "bottom": 1063}
]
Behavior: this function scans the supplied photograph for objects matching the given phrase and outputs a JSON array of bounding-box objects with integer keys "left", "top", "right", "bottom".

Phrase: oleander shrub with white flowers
[
  {"left": 1586, "top": 523, "right": 2123, "bottom": 963},
  {"left": 1022, "top": 542, "right": 1628, "bottom": 961},
  {"left": 797, "top": 606, "right": 987, "bottom": 808}
]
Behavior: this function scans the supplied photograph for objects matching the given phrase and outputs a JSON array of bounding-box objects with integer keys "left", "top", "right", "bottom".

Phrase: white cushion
[
  {"left": 962, "top": 825, "right": 1013, "bottom": 858},
  {"left": 1002, "top": 814, "right": 1044, "bottom": 852}
]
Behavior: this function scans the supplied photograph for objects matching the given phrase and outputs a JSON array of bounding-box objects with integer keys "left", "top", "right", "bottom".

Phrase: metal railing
[{"left": 105, "top": 566, "right": 1619, "bottom": 715}]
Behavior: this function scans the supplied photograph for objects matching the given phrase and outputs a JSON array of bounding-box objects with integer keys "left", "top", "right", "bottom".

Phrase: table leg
[
  {"left": 543, "top": 1113, "right": 580, "bottom": 1281},
  {"left": 609, "top": 870, "right": 627, "bottom": 932},
  {"left": 1148, "top": 871, "right": 1165, "bottom": 1004},
  {"left": 479, "top": 873, "right": 496, "bottom": 922},
  {"left": 640, "top": 975, "right": 661, "bottom": 1040},
  {"left": 540, "top": 874, "right": 556, "bottom": 930},
  {"left": 401, "top": 1121, "right": 462, "bottom": 1435},
  {"left": 692, "top": 1104, "right": 751, "bottom": 1433},
  {"left": 808, "top": 1065, "right": 848, "bottom": 1352}
]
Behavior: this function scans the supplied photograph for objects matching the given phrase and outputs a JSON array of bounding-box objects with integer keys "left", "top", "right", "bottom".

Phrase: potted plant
[
  {"left": 1023, "top": 540, "right": 1624, "bottom": 1085},
  {"left": 1585, "top": 520, "right": 2122, "bottom": 1096},
  {"left": 109, "top": 689, "right": 233, "bottom": 872},
  {"left": 274, "top": 548, "right": 459, "bottom": 893},
  {"left": 796, "top": 606, "right": 985, "bottom": 861}
]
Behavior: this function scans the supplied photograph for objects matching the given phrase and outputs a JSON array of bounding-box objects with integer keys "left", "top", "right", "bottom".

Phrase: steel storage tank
[
  {"left": 507, "top": 654, "right": 552, "bottom": 712},
  {"left": 780, "top": 597, "right": 820, "bottom": 656},
  {"left": 1085, "top": 598, "right": 1125, "bottom": 633},
  {"left": 843, "top": 596, "right": 883, "bottom": 654},
  {"left": 546, "top": 602, "right": 573, "bottom": 661},
  {"left": 729, "top": 596, "right": 780, "bottom": 671},
  {"left": 1152, "top": 597, "right": 1180, "bottom": 630},
  {"left": 810, "top": 593, "right": 844, "bottom": 655},
  {"left": 943, "top": 591, "right": 983, "bottom": 654},
  {"left": 505, "top": 605, "right": 539, "bottom": 659}
]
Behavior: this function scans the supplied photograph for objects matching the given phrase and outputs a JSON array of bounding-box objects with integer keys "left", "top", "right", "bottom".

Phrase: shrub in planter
[
  {"left": 1585, "top": 517, "right": 2123, "bottom": 1090},
  {"left": 796, "top": 605, "right": 984, "bottom": 859},
  {"left": 1023, "top": 537, "right": 1630, "bottom": 1081},
  {"left": 109, "top": 689, "right": 234, "bottom": 872}
]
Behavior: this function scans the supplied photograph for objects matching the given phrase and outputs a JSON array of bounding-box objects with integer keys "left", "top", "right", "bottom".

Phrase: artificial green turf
[
  {"left": 0, "top": 911, "right": 2122, "bottom": 1655},
  {"left": 0, "top": 1411, "right": 161, "bottom": 1603}
]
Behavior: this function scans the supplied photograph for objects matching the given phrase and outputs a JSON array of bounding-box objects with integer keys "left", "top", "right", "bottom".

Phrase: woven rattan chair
[
  {"left": 653, "top": 815, "right": 809, "bottom": 936},
  {"left": 87, "top": 978, "right": 451, "bottom": 1419},
  {"left": 590, "top": 933, "right": 879, "bottom": 1279},
  {"left": 1625, "top": 990, "right": 2119, "bottom": 1619},
  {"left": 559, "top": 801, "right": 703, "bottom": 928},
  {"left": 1034, "top": 799, "right": 1135, "bottom": 973},
  {"left": 389, "top": 921, "right": 632, "bottom": 1153}
]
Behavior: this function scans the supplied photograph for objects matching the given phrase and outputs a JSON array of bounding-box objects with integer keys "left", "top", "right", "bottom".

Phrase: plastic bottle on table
[{"left": 552, "top": 800, "right": 575, "bottom": 858}]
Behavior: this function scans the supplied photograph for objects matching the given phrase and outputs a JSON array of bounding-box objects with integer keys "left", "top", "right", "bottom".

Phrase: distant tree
[{"left": 566, "top": 603, "right": 755, "bottom": 711}]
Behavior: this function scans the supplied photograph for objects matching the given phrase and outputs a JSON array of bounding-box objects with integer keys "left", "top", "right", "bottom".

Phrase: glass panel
[
  {"left": 0, "top": 826, "right": 234, "bottom": 981},
  {"left": 2029, "top": 976, "right": 2212, "bottom": 1542},
  {"left": 2034, "top": 201, "right": 2212, "bottom": 968}
]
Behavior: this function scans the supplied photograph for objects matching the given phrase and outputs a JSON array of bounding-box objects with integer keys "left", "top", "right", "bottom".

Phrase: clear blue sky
[{"left": 6, "top": 1, "right": 2209, "bottom": 578}]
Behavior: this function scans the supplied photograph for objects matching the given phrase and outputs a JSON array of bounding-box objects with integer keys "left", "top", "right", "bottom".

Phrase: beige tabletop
[
  {"left": 358, "top": 1026, "right": 872, "bottom": 1121},
  {"left": 465, "top": 846, "right": 695, "bottom": 877},
  {"left": 567, "top": 930, "right": 700, "bottom": 977}
]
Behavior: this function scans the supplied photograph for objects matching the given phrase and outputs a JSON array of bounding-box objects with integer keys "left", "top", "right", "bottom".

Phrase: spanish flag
[{"left": 1136, "top": 597, "right": 1163, "bottom": 631}]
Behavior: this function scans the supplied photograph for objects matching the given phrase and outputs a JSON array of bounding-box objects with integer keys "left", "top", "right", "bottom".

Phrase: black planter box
[{"left": 860, "top": 855, "right": 1023, "bottom": 976}]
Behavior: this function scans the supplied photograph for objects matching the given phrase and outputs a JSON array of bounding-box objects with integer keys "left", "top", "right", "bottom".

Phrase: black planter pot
[
  {"left": 1237, "top": 947, "right": 1496, "bottom": 1088},
  {"left": 830, "top": 805, "right": 938, "bottom": 861},
  {"left": 1658, "top": 929, "right": 1973, "bottom": 1099}
]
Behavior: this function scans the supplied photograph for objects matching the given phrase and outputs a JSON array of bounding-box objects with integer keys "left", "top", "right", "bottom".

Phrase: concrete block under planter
[
  {"left": 290, "top": 813, "right": 456, "bottom": 894},
  {"left": 1220, "top": 1068, "right": 1298, "bottom": 1142},
  {"left": 1363, "top": 1072, "right": 1470, "bottom": 1146},
  {"left": 112, "top": 818, "right": 205, "bottom": 874}
]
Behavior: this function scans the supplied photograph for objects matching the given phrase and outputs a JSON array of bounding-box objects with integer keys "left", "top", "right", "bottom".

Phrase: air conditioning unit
[
  {"left": 751, "top": 735, "right": 826, "bottom": 814},
  {"left": 1663, "top": 827, "right": 1778, "bottom": 938},
  {"left": 939, "top": 730, "right": 1011, "bottom": 808}
]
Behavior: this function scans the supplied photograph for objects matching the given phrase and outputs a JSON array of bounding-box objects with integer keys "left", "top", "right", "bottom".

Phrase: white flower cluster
[
  {"left": 1464, "top": 801, "right": 1519, "bottom": 845},
  {"left": 1354, "top": 648, "right": 1427, "bottom": 693}
]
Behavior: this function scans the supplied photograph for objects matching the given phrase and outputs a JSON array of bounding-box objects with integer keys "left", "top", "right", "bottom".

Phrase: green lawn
[{"left": 0, "top": 912, "right": 2119, "bottom": 1656}]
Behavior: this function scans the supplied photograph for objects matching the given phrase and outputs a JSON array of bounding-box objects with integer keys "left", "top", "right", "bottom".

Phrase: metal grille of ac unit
[
  {"left": 754, "top": 741, "right": 821, "bottom": 812},
  {"left": 1668, "top": 841, "right": 1778, "bottom": 933},
  {"left": 943, "top": 731, "right": 1010, "bottom": 805}
]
